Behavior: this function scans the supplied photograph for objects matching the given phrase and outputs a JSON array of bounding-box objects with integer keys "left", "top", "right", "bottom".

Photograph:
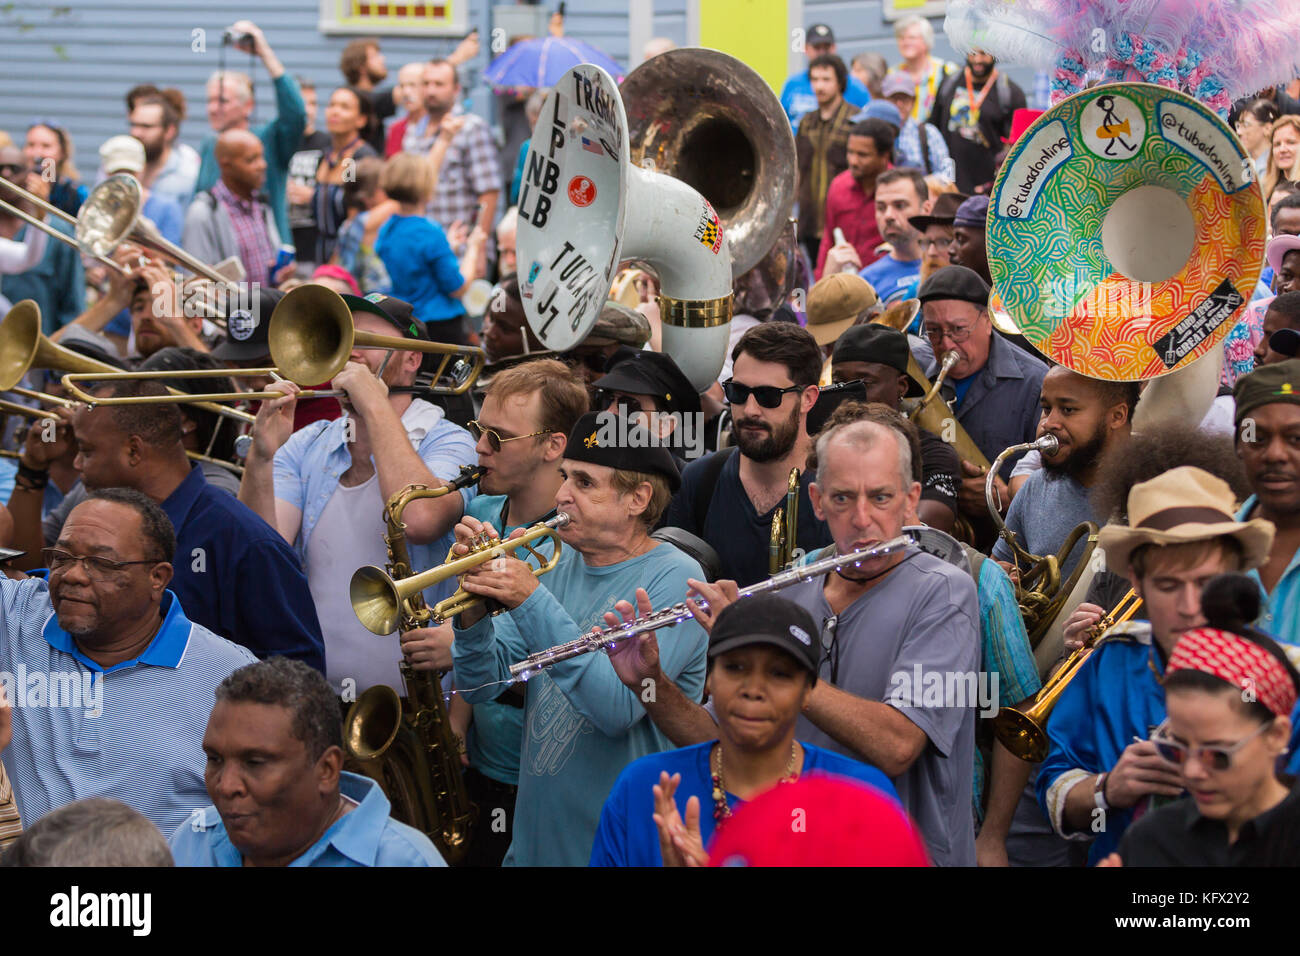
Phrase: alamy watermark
[{"left": 0, "top": 666, "right": 103, "bottom": 717}]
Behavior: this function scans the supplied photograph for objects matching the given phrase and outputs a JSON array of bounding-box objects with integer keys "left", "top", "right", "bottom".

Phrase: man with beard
[
  {"left": 858, "top": 168, "right": 930, "bottom": 303},
  {"left": 239, "top": 293, "right": 476, "bottom": 695},
  {"left": 0, "top": 489, "right": 256, "bottom": 833},
  {"left": 910, "top": 191, "right": 966, "bottom": 286},
  {"left": 128, "top": 91, "right": 199, "bottom": 210},
  {"left": 795, "top": 54, "right": 857, "bottom": 267},
  {"left": 928, "top": 49, "right": 1026, "bottom": 195},
  {"left": 1233, "top": 360, "right": 1300, "bottom": 643},
  {"left": 664, "top": 324, "right": 831, "bottom": 586},
  {"left": 993, "top": 367, "right": 1139, "bottom": 578},
  {"left": 399, "top": 358, "right": 587, "bottom": 866},
  {"left": 1255, "top": 292, "right": 1300, "bottom": 368}
]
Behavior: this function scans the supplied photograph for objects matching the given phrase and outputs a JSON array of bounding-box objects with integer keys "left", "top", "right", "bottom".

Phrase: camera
[{"left": 222, "top": 29, "right": 254, "bottom": 51}]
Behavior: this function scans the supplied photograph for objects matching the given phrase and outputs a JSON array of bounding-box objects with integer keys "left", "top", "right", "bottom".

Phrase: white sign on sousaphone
[{"left": 516, "top": 64, "right": 733, "bottom": 391}]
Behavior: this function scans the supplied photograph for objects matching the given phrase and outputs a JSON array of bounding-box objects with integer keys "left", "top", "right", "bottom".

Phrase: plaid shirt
[
  {"left": 410, "top": 113, "right": 501, "bottom": 231},
  {"left": 795, "top": 98, "right": 856, "bottom": 243},
  {"left": 211, "top": 179, "right": 277, "bottom": 285}
]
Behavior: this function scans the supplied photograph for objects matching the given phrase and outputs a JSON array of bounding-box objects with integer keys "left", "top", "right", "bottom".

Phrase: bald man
[{"left": 183, "top": 129, "right": 289, "bottom": 285}]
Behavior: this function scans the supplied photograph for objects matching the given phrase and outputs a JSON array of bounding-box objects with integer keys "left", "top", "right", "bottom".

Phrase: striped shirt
[
  {"left": 0, "top": 575, "right": 256, "bottom": 834},
  {"left": 0, "top": 762, "right": 20, "bottom": 849},
  {"left": 211, "top": 179, "right": 277, "bottom": 286}
]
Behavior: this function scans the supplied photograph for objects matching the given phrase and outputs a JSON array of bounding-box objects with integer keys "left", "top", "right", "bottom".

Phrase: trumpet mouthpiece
[{"left": 1035, "top": 433, "right": 1060, "bottom": 454}]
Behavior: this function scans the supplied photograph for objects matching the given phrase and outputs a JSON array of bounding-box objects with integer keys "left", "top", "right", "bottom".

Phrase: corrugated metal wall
[{"left": 0, "top": 0, "right": 1033, "bottom": 184}]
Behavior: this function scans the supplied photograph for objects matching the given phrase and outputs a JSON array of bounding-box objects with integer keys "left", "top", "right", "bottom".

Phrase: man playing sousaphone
[
  {"left": 449, "top": 411, "right": 708, "bottom": 867},
  {"left": 1037, "top": 466, "right": 1288, "bottom": 865}
]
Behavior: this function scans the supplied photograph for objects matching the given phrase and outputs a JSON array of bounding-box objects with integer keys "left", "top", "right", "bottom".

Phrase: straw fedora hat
[{"left": 1097, "top": 466, "right": 1275, "bottom": 574}]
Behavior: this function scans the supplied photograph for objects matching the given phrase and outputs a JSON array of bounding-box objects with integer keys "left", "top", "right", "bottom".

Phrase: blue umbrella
[{"left": 483, "top": 35, "right": 624, "bottom": 90}]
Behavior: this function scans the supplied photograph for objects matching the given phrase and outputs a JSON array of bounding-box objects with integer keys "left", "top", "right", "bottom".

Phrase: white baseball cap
[{"left": 98, "top": 135, "right": 146, "bottom": 176}]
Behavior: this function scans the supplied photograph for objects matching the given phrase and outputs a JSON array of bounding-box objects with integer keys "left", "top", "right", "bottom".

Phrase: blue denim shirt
[
  {"left": 955, "top": 332, "right": 1049, "bottom": 478},
  {"left": 169, "top": 771, "right": 446, "bottom": 867},
  {"left": 1238, "top": 496, "right": 1300, "bottom": 645},
  {"left": 272, "top": 399, "right": 477, "bottom": 607}
]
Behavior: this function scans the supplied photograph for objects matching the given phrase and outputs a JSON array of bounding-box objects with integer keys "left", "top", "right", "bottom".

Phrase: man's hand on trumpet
[
  {"left": 1062, "top": 602, "right": 1106, "bottom": 651},
  {"left": 451, "top": 515, "right": 536, "bottom": 623}
]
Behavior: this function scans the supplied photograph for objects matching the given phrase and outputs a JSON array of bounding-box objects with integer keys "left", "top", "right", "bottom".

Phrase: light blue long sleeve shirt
[
  {"left": 452, "top": 541, "right": 707, "bottom": 866},
  {"left": 1238, "top": 495, "right": 1299, "bottom": 645}
]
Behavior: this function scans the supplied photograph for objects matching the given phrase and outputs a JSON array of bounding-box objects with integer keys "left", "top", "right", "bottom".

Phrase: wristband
[
  {"left": 1094, "top": 772, "right": 1110, "bottom": 811},
  {"left": 16, "top": 462, "right": 49, "bottom": 488}
]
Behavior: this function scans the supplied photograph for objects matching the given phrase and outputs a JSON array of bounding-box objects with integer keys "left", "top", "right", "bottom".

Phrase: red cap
[
  {"left": 706, "top": 773, "right": 931, "bottom": 867},
  {"left": 1003, "top": 108, "right": 1045, "bottom": 145}
]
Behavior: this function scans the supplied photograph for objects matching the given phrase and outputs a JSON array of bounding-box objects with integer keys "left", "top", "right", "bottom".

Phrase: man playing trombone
[
  {"left": 449, "top": 410, "right": 707, "bottom": 867},
  {"left": 239, "top": 292, "right": 476, "bottom": 695}
]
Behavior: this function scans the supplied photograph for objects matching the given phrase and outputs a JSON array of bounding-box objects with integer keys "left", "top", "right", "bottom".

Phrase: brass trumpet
[
  {"left": 986, "top": 434, "right": 1100, "bottom": 648},
  {"left": 351, "top": 513, "right": 570, "bottom": 636},
  {"left": 769, "top": 467, "right": 800, "bottom": 574},
  {"left": 994, "top": 588, "right": 1143, "bottom": 762}
]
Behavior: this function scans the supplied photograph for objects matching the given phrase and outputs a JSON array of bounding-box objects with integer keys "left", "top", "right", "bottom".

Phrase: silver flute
[{"left": 507, "top": 535, "right": 912, "bottom": 683}]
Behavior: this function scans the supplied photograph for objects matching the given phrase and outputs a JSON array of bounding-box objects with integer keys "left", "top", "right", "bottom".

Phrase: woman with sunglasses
[{"left": 1103, "top": 574, "right": 1300, "bottom": 866}]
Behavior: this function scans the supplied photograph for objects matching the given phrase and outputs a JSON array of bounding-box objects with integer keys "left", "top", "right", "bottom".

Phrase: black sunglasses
[{"left": 722, "top": 379, "right": 805, "bottom": 409}]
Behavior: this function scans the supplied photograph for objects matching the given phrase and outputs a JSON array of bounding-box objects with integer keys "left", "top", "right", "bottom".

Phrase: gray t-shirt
[
  {"left": 992, "top": 468, "right": 1095, "bottom": 578},
  {"left": 783, "top": 547, "right": 980, "bottom": 866}
]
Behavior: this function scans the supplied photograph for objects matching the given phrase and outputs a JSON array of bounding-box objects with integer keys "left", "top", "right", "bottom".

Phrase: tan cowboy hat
[{"left": 1098, "top": 466, "right": 1275, "bottom": 574}]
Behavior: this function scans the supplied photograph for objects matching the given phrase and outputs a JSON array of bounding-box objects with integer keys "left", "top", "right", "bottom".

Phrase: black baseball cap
[
  {"left": 807, "top": 23, "right": 835, "bottom": 46},
  {"left": 594, "top": 351, "right": 701, "bottom": 418},
  {"left": 917, "top": 265, "right": 990, "bottom": 307},
  {"left": 341, "top": 292, "right": 428, "bottom": 341},
  {"left": 211, "top": 287, "right": 284, "bottom": 362},
  {"left": 831, "top": 324, "right": 924, "bottom": 397},
  {"left": 708, "top": 594, "right": 820, "bottom": 682}
]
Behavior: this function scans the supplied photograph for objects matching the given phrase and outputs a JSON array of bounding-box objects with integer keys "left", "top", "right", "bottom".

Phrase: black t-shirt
[
  {"left": 928, "top": 70, "right": 1027, "bottom": 194},
  {"left": 1117, "top": 780, "right": 1300, "bottom": 866},
  {"left": 663, "top": 449, "right": 832, "bottom": 587},
  {"left": 362, "top": 87, "right": 399, "bottom": 154},
  {"left": 288, "top": 129, "right": 333, "bottom": 260},
  {"left": 918, "top": 430, "right": 959, "bottom": 515}
]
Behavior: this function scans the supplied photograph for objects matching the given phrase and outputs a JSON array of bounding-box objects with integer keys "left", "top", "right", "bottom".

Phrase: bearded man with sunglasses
[
  {"left": 663, "top": 324, "right": 831, "bottom": 586},
  {"left": 1037, "top": 467, "right": 1289, "bottom": 866},
  {"left": 0, "top": 488, "right": 255, "bottom": 833}
]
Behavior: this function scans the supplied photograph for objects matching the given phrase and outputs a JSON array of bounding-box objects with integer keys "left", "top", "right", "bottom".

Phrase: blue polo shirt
[
  {"left": 954, "top": 332, "right": 1048, "bottom": 478},
  {"left": 0, "top": 575, "right": 257, "bottom": 833},
  {"left": 160, "top": 463, "right": 325, "bottom": 672},
  {"left": 168, "top": 771, "right": 446, "bottom": 867}
]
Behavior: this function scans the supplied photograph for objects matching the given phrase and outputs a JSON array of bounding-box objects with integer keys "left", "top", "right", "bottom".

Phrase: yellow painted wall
[{"left": 698, "top": 0, "right": 789, "bottom": 93}]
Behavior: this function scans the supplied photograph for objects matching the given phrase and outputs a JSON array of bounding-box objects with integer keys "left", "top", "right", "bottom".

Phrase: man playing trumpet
[{"left": 449, "top": 411, "right": 707, "bottom": 867}]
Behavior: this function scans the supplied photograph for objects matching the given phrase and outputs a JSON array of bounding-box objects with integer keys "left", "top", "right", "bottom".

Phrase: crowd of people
[{"left": 0, "top": 14, "right": 1298, "bottom": 870}]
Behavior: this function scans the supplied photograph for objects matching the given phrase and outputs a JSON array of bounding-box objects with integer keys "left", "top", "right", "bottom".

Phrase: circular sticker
[
  {"left": 228, "top": 308, "right": 257, "bottom": 342},
  {"left": 567, "top": 175, "right": 596, "bottom": 207},
  {"left": 987, "top": 83, "right": 1265, "bottom": 380}
]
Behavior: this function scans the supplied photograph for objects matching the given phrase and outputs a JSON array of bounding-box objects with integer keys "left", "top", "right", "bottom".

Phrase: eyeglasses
[
  {"left": 467, "top": 419, "right": 550, "bottom": 452},
  {"left": 722, "top": 380, "right": 805, "bottom": 409},
  {"left": 1151, "top": 719, "right": 1275, "bottom": 771},
  {"left": 42, "top": 548, "right": 158, "bottom": 578},
  {"left": 924, "top": 320, "right": 981, "bottom": 345},
  {"left": 820, "top": 614, "right": 840, "bottom": 685}
]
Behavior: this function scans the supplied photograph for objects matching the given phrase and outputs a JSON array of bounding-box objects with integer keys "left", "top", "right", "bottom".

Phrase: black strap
[
  {"left": 918, "top": 122, "right": 932, "bottom": 174},
  {"left": 691, "top": 446, "right": 736, "bottom": 533}
]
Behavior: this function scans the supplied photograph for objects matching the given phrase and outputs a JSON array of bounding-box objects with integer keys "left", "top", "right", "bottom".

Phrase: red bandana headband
[{"left": 1166, "top": 628, "right": 1297, "bottom": 718}]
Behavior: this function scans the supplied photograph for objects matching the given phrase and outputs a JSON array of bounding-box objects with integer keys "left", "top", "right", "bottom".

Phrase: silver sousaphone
[{"left": 515, "top": 51, "right": 795, "bottom": 390}]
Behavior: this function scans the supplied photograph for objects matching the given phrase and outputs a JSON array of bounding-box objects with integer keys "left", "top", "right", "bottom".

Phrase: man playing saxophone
[
  {"left": 449, "top": 410, "right": 707, "bottom": 867},
  {"left": 1037, "top": 467, "right": 1280, "bottom": 865}
]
